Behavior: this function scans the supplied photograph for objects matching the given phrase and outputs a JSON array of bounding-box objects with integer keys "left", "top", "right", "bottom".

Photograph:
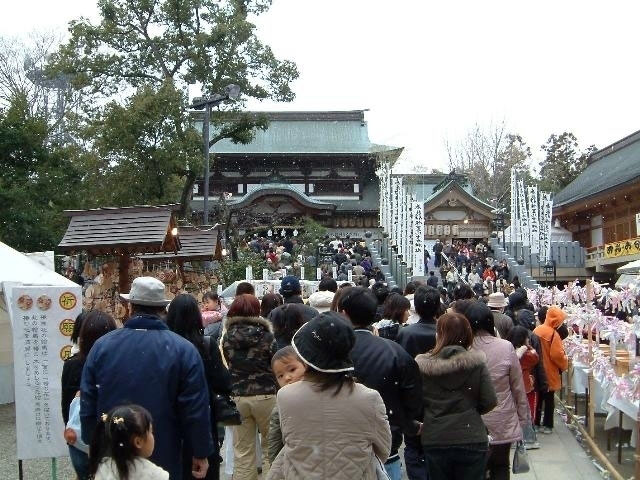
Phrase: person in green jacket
[{"left": 415, "top": 312, "right": 498, "bottom": 480}]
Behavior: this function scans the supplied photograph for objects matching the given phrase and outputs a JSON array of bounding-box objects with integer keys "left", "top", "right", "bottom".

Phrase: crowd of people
[
  {"left": 60, "top": 250, "right": 570, "bottom": 480},
  {"left": 247, "top": 234, "right": 386, "bottom": 284},
  {"left": 431, "top": 239, "right": 518, "bottom": 297}
]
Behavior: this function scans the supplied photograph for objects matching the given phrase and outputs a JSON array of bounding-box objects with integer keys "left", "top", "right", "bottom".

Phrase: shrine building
[
  {"left": 553, "top": 129, "right": 640, "bottom": 275},
  {"left": 190, "top": 110, "right": 401, "bottom": 238},
  {"left": 402, "top": 172, "right": 496, "bottom": 250}
]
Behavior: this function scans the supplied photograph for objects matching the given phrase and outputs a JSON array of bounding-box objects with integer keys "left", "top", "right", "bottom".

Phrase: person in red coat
[{"left": 507, "top": 326, "right": 540, "bottom": 421}]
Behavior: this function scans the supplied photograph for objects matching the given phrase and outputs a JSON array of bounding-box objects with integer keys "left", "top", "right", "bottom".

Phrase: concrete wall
[{"left": 504, "top": 241, "right": 585, "bottom": 268}]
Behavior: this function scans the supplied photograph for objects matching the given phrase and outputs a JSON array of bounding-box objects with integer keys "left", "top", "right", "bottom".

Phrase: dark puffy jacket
[
  {"left": 416, "top": 345, "right": 497, "bottom": 446},
  {"left": 351, "top": 330, "right": 422, "bottom": 459},
  {"left": 222, "top": 316, "right": 277, "bottom": 396}
]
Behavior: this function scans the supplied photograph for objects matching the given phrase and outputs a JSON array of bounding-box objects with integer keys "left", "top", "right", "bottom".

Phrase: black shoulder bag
[{"left": 203, "top": 336, "right": 242, "bottom": 426}]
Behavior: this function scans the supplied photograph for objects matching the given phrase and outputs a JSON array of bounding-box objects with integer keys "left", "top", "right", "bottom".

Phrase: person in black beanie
[{"left": 268, "top": 312, "right": 391, "bottom": 479}]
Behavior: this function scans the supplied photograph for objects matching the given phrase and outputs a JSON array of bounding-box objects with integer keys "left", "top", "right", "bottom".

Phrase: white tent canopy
[
  {"left": 617, "top": 259, "right": 640, "bottom": 275},
  {"left": 0, "top": 241, "right": 76, "bottom": 404}
]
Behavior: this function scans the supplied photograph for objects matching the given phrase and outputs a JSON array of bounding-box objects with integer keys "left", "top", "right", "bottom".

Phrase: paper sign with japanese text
[{"left": 6, "top": 285, "right": 82, "bottom": 459}]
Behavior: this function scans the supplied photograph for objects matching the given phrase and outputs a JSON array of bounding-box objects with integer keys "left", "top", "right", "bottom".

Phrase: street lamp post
[{"left": 190, "top": 84, "right": 241, "bottom": 225}]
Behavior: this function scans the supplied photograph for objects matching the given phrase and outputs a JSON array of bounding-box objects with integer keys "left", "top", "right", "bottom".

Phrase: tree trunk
[{"left": 179, "top": 170, "right": 197, "bottom": 219}]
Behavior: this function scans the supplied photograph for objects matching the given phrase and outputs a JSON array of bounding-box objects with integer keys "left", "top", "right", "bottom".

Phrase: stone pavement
[
  {"left": 1, "top": 405, "right": 604, "bottom": 480},
  {"left": 513, "top": 414, "right": 603, "bottom": 480}
]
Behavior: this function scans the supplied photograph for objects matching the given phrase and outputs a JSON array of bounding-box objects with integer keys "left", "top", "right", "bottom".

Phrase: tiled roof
[
  {"left": 58, "top": 206, "right": 179, "bottom": 254},
  {"left": 554, "top": 130, "right": 640, "bottom": 207},
  {"left": 138, "top": 226, "right": 219, "bottom": 260},
  {"left": 192, "top": 110, "right": 399, "bottom": 155}
]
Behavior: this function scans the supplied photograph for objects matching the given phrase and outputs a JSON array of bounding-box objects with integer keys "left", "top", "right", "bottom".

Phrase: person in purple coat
[{"left": 456, "top": 300, "right": 529, "bottom": 480}]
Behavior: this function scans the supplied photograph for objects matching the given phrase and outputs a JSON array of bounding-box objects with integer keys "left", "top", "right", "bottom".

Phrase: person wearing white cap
[
  {"left": 80, "top": 277, "right": 213, "bottom": 479},
  {"left": 487, "top": 292, "right": 514, "bottom": 339}
]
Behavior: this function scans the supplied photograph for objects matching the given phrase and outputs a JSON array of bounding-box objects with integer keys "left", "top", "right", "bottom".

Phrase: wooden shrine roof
[
  {"left": 137, "top": 226, "right": 219, "bottom": 261},
  {"left": 58, "top": 205, "right": 181, "bottom": 255}
]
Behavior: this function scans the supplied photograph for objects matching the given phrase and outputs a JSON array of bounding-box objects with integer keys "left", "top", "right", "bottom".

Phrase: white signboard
[
  {"left": 7, "top": 285, "right": 82, "bottom": 459},
  {"left": 528, "top": 186, "right": 540, "bottom": 255},
  {"left": 413, "top": 201, "right": 425, "bottom": 276},
  {"left": 636, "top": 213, "right": 640, "bottom": 237}
]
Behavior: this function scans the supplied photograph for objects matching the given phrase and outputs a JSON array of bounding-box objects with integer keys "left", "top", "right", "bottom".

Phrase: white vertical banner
[
  {"left": 376, "top": 166, "right": 382, "bottom": 229},
  {"left": 394, "top": 177, "right": 401, "bottom": 247},
  {"left": 528, "top": 186, "right": 540, "bottom": 255},
  {"left": 539, "top": 192, "right": 553, "bottom": 262},
  {"left": 385, "top": 166, "right": 392, "bottom": 235},
  {"left": 510, "top": 168, "right": 518, "bottom": 244},
  {"left": 377, "top": 166, "right": 384, "bottom": 229},
  {"left": 398, "top": 177, "right": 405, "bottom": 257},
  {"left": 400, "top": 181, "right": 406, "bottom": 259},
  {"left": 6, "top": 285, "right": 82, "bottom": 459},
  {"left": 408, "top": 193, "right": 416, "bottom": 269},
  {"left": 404, "top": 186, "right": 410, "bottom": 262},
  {"left": 517, "top": 180, "right": 530, "bottom": 247},
  {"left": 413, "top": 201, "right": 425, "bottom": 276},
  {"left": 390, "top": 177, "right": 396, "bottom": 242}
]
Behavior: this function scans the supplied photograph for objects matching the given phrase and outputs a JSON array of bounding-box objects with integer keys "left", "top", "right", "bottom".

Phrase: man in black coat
[
  {"left": 395, "top": 285, "right": 441, "bottom": 480},
  {"left": 338, "top": 287, "right": 422, "bottom": 480},
  {"left": 269, "top": 275, "right": 318, "bottom": 323},
  {"left": 432, "top": 239, "right": 443, "bottom": 268},
  {"left": 426, "top": 271, "right": 439, "bottom": 288}
]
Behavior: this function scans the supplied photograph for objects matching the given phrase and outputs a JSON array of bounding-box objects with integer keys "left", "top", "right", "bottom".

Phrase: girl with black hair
[
  {"left": 373, "top": 293, "right": 411, "bottom": 340},
  {"left": 167, "top": 294, "right": 233, "bottom": 480},
  {"left": 269, "top": 303, "right": 307, "bottom": 350},
  {"left": 90, "top": 404, "right": 167, "bottom": 479}
]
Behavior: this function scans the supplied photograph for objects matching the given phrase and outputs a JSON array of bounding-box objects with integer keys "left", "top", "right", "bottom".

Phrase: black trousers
[
  {"left": 535, "top": 389, "right": 555, "bottom": 428},
  {"left": 423, "top": 443, "right": 488, "bottom": 480},
  {"left": 486, "top": 443, "right": 511, "bottom": 480}
]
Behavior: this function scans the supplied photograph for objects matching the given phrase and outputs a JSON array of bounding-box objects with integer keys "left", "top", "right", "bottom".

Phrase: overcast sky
[{"left": 3, "top": 0, "right": 640, "bottom": 172}]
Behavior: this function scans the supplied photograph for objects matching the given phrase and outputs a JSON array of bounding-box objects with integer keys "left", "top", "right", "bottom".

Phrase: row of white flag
[
  {"left": 510, "top": 168, "right": 553, "bottom": 262},
  {"left": 377, "top": 163, "right": 426, "bottom": 276}
]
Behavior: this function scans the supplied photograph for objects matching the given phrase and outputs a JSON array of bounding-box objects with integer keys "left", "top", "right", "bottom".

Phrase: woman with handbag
[
  {"left": 167, "top": 294, "right": 234, "bottom": 480},
  {"left": 222, "top": 294, "right": 278, "bottom": 480},
  {"left": 456, "top": 301, "right": 530, "bottom": 480},
  {"left": 416, "top": 312, "right": 497, "bottom": 480}
]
